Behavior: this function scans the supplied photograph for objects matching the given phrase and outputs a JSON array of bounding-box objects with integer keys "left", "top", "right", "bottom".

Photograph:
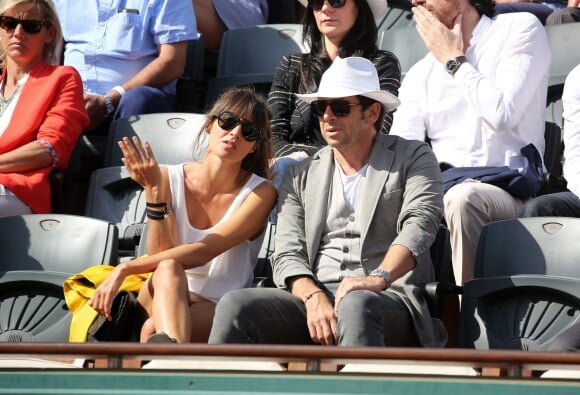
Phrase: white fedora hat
[
  {"left": 296, "top": 56, "right": 400, "bottom": 112},
  {"left": 296, "top": 0, "right": 388, "bottom": 21}
]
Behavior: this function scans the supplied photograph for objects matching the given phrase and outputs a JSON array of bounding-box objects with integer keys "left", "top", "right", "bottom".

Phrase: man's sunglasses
[
  {"left": 215, "top": 111, "right": 261, "bottom": 142},
  {"left": 311, "top": 100, "right": 361, "bottom": 117},
  {"left": 0, "top": 16, "right": 52, "bottom": 34},
  {"left": 308, "top": 0, "right": 347, "bottom": 11}
]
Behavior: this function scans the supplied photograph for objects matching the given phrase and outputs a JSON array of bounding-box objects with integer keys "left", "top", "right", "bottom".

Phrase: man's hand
[
  {"left": 304, "top": 292, "right": 338, "bottom": 346},
  {"left": 84, "top": 93, "right": 108, "bottom": 131},
  {"left": 413, "top": 6, "right": 465, "bottom": 65},
  {"left": 333, "top": 277, "right": 386, "bottom": 317}
]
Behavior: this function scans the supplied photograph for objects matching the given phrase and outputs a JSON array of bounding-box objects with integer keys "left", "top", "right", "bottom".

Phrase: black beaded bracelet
[
  {"left": 146, "top": 206, "right": 169, "bottom": 220},
  {"left": 146, "top": 201, "right": 168, "bottom": 208}
]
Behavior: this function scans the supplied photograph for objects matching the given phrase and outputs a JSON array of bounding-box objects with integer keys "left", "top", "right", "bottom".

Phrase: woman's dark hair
[
  {"left": 358, "top": 95, "right": 385, "bottom": 131},
  {"left": 198, "top": 87, "right": 273, "bottom": 180},
  {"left": 469, "top": 0, "right": 495, "bottom": 17},
  {"left": 299, "top": 0, "right": 379, "bottom": 93}
]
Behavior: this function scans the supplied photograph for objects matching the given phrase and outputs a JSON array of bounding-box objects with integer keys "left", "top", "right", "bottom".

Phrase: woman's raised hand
[{"left": 118, "top": 136, "right": 162, "bottom": 189}]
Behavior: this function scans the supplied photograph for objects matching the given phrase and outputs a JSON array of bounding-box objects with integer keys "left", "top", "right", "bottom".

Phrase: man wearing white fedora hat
[
  {"left": 209, "top": 56, "right": 447, "bottom": 348},
  {"left": 391, "top": 0, "right": 550, "bottom": 286}
]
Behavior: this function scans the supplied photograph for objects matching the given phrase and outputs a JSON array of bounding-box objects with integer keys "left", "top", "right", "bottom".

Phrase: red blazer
[{"left": 0, "top": 62, "right": 89, "bottom": 213}]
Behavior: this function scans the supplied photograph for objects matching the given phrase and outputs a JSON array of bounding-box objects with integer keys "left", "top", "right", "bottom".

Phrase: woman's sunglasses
[
  {"left": 311, "top": 100, "right": 361, "bottom": 117},
  {"left": 308, "top": 0, "right": 347, "bottom": 11},
  {"left": 0, "top": 15, "right": 52, "bottom": 34},
  {"left": 214, "top": 111, "right": 261, "bottom": 142}
]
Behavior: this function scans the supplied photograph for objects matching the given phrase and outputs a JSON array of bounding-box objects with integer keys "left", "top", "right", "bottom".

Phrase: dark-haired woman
[
  {"left": 89, "top": 87, "right": 276, "bottom": 343},
  {"left": 269, "top": 0, "right": 401, "bottom": 166}
]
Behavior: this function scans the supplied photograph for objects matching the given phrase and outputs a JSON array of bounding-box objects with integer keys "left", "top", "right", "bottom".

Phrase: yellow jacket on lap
[{"left": 64, "top": 264, "right": 151, "bottom": 342}]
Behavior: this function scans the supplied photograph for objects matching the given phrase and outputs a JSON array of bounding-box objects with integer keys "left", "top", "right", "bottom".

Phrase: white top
[
  {"left": 167, "top": 164, "right": 267, "bottom": 302},
  {"left": 390, "top": 13, "right": 550, "bottom": 171},
  {"left": 562, "top": 64, "right": 580, "bottom": 198},
  {"left": 0, "top": 74, "right": 29, "bottom": 137}
]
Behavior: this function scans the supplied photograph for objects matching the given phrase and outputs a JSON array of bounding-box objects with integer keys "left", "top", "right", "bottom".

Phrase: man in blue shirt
[{"left": 54, "top": 0, "right": 198, "bottom": 131}]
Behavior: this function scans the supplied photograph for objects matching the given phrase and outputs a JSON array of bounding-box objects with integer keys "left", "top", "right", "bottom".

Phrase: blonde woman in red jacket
[{"left": 0, "top": 0, "right": 88, "bottom": 216}]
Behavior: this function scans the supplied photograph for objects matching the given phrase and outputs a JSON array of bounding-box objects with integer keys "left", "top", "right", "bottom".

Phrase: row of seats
[
  {"left": 193, "top": 21, "right": 579, "bottom": 125},
  {"left": 0, "top": 212, "right": 577, "bottom": 354}
]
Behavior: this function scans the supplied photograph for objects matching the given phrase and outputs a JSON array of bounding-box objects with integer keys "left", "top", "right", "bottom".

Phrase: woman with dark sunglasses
[
  {"left": 268, "top": 0, "right": 401, "bottom": 185},
  {"left": 89, "top": 87, "right": 276, "bottom": 344},
  {"left": 0, "top": 0, "right": 88, "bottom": 216}
]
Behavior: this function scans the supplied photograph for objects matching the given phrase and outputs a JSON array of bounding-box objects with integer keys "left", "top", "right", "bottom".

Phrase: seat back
[
  {"left": 459, "top": 217, "right": 580, "bottom": 350},
  {"left": 0, "top": 214, "right": 118, "bottom": 273},
  {"left": 376, "top": 1, "right": 414, "bottom": 30},
  {"left": 85, "top": 166, "right": 147, "bottom": 257},
  {"left": 542, "top": 121, "right": 566, "bottom": 194},
  {"left": 205, "top": 24, "right": 309, "bottom": 106},
  {"left": 378, "top": 27, "right": 427, "bottom": 79},
  {"left": 104, "top": 112, "right": 207, "bottom": 167},
  {"left": 176, "top": 37, "right": 206, "bottom": 113},
  {"left": 474, "top": 217, "right": 580, "bottom": 279},
  {"left": 216, "top": 24, "right": 307, "bottom": 76},
  {"left": 0, "top": 271, "right": 71, "bottom": 342},
  {"left": 546, "top": 23, "right": 580, "bottom": 101}
]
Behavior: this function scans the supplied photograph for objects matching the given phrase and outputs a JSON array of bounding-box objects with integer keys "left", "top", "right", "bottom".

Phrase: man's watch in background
[
  {"left": 103, "top": 93, "right": 116, "bottom": 118},
  {"left": 446, "top": 55, "right": 467, "bottom": 77}
]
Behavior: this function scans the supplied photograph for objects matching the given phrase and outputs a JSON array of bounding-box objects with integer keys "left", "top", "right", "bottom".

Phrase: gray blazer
[{"left": 272, "top": 133, "right": 447, "bottom": 347}]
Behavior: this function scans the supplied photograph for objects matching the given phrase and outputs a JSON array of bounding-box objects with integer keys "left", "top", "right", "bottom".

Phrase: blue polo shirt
[{"left": 54, "top": 0, "right": 198, "bottom": 95}]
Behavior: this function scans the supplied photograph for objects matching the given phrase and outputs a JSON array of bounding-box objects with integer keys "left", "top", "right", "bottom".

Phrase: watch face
[{"left": 446, "top": 59, "right": 459, "bottom": 73}]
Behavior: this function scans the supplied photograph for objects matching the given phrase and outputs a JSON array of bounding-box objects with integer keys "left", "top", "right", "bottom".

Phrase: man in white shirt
[
  {"left": 522, "top": 64, "right": 580, "bottom": 218},
  {"left": 390, "top": 0, "right": 550, "bottom": 285},
  {"left": 55, "top": 0, "right": 198, "bottom": 131}
]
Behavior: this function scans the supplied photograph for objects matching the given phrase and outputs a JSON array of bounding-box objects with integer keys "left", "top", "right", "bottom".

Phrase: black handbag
[{"left": 87, "top": 290, "right": 139, "bottom": 342}]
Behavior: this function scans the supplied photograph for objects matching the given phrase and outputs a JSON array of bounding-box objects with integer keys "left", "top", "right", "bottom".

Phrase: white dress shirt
[
  {"left": 390, "top": 13, "right": 550, "bottom": 172},
  {"left": 562, "top": 64, "right": 580, "bottom": 197}
]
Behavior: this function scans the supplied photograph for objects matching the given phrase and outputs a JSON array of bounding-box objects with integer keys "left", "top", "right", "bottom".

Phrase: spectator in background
[
  {"left": 546, "top": 0, "right": 580, "bottom": 24},
  {"left": 521, "top": 64, "right": 580, "bottom": 218},
  {"left": 390, "top": 0, "right": 550, "bottom": 286},
  {"left": 0, "top": 0, "right": 89, "bottom": 216},
  {"left": 194, "top": 0, "right": 268, "bottom": 49},
  {"left": 268, "top": 0, "right": 400, "bottom": 187},
  {"left": 89, "top": 87, "right": 276, "bottom": 343},
  {"left": 54, "top": 0, "right": 197, "bottom": 132},
  {"left": 494, "top": 0, "right": 566, "bottom": 25}
]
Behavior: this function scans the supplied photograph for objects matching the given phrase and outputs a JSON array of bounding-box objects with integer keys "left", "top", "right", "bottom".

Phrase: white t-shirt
[{"left": 167, "top": 164, "right": 267, "bottom": 302}]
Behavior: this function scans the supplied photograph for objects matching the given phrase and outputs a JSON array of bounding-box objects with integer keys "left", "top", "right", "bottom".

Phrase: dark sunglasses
[
  {"left": 308, "top": 0, "right": 347, "bottom": 11},
  {"left": 215, "top": 111, "right": 261, "bottom": 142},
  {"left": 311, "top": 100, "right": 361, "bottom": 117},
  {"left": 0, "top": 15, "right": 52, "bottom": 34}
]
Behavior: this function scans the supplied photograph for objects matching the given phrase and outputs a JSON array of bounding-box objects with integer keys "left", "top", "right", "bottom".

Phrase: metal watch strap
[
  {"left": 103, "top": 93, "right": 115, "bottom": 118},
  {"left": 369, "top": 268, "right": 391, "bottom": 290}
]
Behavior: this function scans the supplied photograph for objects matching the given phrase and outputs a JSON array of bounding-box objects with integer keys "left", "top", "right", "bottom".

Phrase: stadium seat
[
  {"left": 205, "top": 24, "right": 309, "bottom": 106},
  {"left": 176, "top": 37, "right": 206, "bottom": 113},
  {"left": 378, "top": 27, "right": 427, "bottom": 79},
  {"left": 0, "top": 214, "right": 118, "bottom": 273},
  {"left": 91, "top": 113, "right": 207, "bottom": 258},
  {"left": 459, "top": 217, "right": 580, "bottom": 350},
  {"left": 0, "top": 271, "right": 72, "bottom": 342},
  {"left": 0, "top": 214, "right": 119, "bottom": 342},
  {"left": 376, "top": 0, "right": 414, "bottom": 30},
  {"left": 104, "top": 112, "right": 207, "bottom": 167},
  {"left": 542, "top": 121, "right": 566, "bottom": 194},
  {"left": 546, "top": 23, "right": 580, "bottom": 101}
]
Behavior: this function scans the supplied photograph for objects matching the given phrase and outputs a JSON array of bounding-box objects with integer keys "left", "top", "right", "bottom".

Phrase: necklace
[{"left": 0, "top": 82, "right": 22, "bottom": 119}]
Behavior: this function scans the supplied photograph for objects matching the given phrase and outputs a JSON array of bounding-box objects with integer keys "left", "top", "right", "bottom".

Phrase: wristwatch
[
  {"left": 103, "top": 93, "right": 116, "bottom": 118},
  {"left": 369, "top": 268, "right": 391, "bottom": 290},
  {"left": 445, "top": 56, "right": 467, "bottom": 77}
]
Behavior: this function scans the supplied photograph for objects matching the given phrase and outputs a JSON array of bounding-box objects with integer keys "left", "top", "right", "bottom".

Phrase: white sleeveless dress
[{"left": 167, "top": 164, "right": 267, "bottom": 302}]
